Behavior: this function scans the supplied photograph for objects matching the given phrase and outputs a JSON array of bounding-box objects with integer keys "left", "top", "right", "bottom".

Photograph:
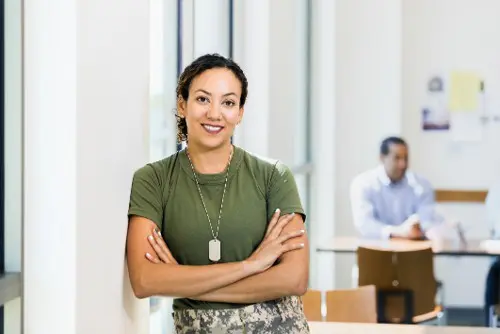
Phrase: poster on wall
[
  {"left": 448, "top": 71, "right": 484, "bottom": 142},
  {"left": 421, "top": 71, "right": 486, "bottom": 142},
  {"left": 421, "top": 75, "right": 450, "bottom": 130}
]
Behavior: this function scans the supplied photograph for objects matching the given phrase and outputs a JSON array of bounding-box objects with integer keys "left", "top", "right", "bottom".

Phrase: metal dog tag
[{"left": 209, "top": 239, "right": 221, "bottom": 262}]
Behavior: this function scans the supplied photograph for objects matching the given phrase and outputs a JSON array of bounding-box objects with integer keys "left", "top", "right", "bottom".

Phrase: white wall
[
  {"left": 23, "top": 0, "right": 150, "bottom": 332},
  {"left": 402, "top": 0, "right": 500, "bottom": 307}
]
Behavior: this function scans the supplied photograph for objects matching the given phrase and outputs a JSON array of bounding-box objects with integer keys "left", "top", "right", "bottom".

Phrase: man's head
[{"left": 380, "top": 136, "right": 408, "bottom": 182}]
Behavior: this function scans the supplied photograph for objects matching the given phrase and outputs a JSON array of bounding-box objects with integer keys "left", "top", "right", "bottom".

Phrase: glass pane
[
  {"left": 149, "top": 298, "right": 171, "bottom": 334},
  {"left": 268, "top": 0, "right": 310, "bottom": 167},
  {"left": 149, "top": 0, "right": 178, "bottom": 333},
  {"left": 3, "top": 0, "right": 23, "bottom": 332},
  {"left": 1, "top": 0, "right": 5, "bottom": 281},
  {"left": 3, "top": 298, "right": 21, "bottom": 334},
  {"left": 149, "top": 0, "right": 178, "bottom": 162},
  {"left": 4, "top": 0, "right": 23, "bottom": 276}
]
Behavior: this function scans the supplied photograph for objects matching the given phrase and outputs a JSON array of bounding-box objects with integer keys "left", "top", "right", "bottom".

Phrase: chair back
[
  {"left": 357, "top": 245, "right": 437, "bottom": 322},
  {"left": 325, "top": 285, "right": 377, "bottom": 323},
  {"left": 301, "top": 289, "right": 322, "bottom": 321}
]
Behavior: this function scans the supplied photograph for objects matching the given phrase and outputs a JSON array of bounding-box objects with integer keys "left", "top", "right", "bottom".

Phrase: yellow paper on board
[{"left": 449, "top": 71, "right": 481, "bottom": 112}]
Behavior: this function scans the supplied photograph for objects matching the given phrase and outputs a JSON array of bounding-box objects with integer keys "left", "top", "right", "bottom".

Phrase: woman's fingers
[
  {"left": 145, "top": 252, "right": 161, "bottom": 264},
  {"left": 147, "top": 235, "right": 169, "bottom": 263},
  {"left": 147, "top": 228, "right": 178, "bottom": 264},
  {"left": 281, "top": 242, "right": 305, "bottom": 253},
  {"left": 153, "top": 229, "right": 177, "bottom": 262},
  {"left": 264, "top": 208, "right": 281, "bottom": 238},
  {"left": 268, "top": 213, "right": 295, "bottom": 239},
  {"left": 276, "top": 229, "right": 305, "bottom": 244}
]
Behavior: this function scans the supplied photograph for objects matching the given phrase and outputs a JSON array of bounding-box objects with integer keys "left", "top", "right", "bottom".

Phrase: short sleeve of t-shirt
[
  {"left": 266, "top": 162, "right": 306, "bottom": 222},
  {"left": 128, "top": 164, "right": 163, "bottom": 229}
]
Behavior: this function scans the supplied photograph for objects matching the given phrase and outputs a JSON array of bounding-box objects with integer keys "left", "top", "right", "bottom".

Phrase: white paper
[{"left": 450, "top": 113, "right": 482, "bottom": 142}]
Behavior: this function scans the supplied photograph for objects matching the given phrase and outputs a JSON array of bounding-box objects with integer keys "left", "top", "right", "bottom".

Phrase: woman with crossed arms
[{"left": 126, "top": 53, "right": 310, "bottom": 333}]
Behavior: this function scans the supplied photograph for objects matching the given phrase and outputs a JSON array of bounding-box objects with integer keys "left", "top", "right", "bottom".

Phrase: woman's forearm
[
  {"left": 130, "top": 260, "right": 256, "bottom": 299},
  {"left": 191, "top": 263, "right": 306, "bottom": 304}
]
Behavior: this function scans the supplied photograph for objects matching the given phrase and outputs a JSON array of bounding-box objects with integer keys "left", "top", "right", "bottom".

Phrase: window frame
[
  {"left": 0, "top": 0, "right": 23, "bottom": 332},
  {"left": 1, "top": 0, "right": 5, "bottom": 328}
]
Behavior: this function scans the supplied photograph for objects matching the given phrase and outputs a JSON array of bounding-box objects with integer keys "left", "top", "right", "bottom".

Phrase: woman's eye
[
  {"left": 223, "top": 100, "right": 236, "bottom": 107},
  {"left": 196, "top": 96, "right": 209, "bottom": 103}
]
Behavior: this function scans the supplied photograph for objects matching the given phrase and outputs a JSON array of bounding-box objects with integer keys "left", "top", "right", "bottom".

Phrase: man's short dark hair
[{"left": 380, "top": 136, "right": 407, "bottom": 155}]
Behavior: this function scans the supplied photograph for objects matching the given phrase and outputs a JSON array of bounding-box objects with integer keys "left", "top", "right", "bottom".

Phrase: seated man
[
  {"left": 484, "top": 181, "right": 500, "bottom": 326},
  {"left": 350, "top": 136, "right": 442, "bottom": 240}
]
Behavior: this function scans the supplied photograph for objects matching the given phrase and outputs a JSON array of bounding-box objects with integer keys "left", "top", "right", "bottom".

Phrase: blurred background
[{"left": 2, "top": 0, "right": 500, "bottom": 333}]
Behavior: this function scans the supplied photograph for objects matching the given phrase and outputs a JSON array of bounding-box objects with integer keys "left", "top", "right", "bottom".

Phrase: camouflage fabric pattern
[{"left": 173, "top": 296, "right": 310, "bottom": 334}]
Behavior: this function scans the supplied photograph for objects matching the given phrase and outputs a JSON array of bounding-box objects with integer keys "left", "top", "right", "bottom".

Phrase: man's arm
[
  {"left": 415, "top": 180, "right": 442, "bottom": 231},
  {"left": 192, "top": 214, "right": 309, "bottom": 303},
  {"left": 350, "top": 177, "right": 396, "bottom": 239}
]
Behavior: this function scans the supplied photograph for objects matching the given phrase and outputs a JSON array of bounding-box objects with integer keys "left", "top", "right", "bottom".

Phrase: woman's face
[{"left": 178, "top": 68, "right": 244, "bottom": 150}]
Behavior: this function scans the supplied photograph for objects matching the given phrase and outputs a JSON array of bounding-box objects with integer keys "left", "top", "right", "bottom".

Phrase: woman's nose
[{"left": 206, "top": 103, "right": 222, "bottom": 120}]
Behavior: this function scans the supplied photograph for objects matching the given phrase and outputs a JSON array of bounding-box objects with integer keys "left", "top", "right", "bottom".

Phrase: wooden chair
[
  {"left": 357, "top": 245, "right": 444, "bottom": 325},
  {"left": 325, "top": 285, "right": 377, "bottom": 323},
  {"left": 301, "top": 289, "right": 323, "bottom": 321}
]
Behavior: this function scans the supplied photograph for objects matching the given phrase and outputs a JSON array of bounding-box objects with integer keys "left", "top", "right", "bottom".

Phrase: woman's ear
[
  {"left": 177, "top": 97, "right": 186, "bottom": 118},
  {"left": 237, "top": 107, "right": 244, "bottom": 124}
]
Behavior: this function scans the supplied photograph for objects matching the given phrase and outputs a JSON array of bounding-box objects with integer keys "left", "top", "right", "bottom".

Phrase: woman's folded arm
[
  {"left": 192, "top": 215, "right": 309, "bottom": 303},
  {"left": 126, "top": 216, "right": 256, "bottom": 298}
]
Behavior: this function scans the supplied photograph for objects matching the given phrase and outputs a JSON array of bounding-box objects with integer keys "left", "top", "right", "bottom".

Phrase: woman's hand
[
  {"left": 145, "top": 228, "right": 178, "bottom": 264},
  {"left": 245, "top": 209, "right": 305, "bottom": 274}
]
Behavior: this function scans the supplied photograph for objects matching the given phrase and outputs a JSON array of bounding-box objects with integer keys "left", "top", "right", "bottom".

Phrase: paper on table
[
  {"left": 449, "top": 71, "right": 481, "bottom": 112},
  {"left": 480, "top": 240, "right": 500, "bottom": 253},
  {"left": 450, "top": 113, "right": 482, "bottom": 142}
]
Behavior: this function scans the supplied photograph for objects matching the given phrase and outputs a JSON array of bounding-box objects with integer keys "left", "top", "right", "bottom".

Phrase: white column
[
  {"left": 24, "top": 0, "right": 150, "bottom": 333},
  {"left": 309, "top": 0, "right": 337, "bottom": 291},
  {"left": 232, "top": 0, "right": 270, "bottom": 157}
]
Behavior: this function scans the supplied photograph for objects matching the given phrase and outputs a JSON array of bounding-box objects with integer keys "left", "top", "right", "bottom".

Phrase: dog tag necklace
[{"left": 187, "top": 148, "right": 233, "bottom": 262}]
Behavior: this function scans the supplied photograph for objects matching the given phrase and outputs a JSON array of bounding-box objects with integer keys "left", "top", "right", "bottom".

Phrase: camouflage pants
[{"left": 173, "top": 296, "right": 310, "bottom": 334}]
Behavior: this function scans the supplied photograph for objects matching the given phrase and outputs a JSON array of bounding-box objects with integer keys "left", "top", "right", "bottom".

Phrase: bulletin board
[{"left": 404, "top": 70, "right": 500, "bottom": 191}]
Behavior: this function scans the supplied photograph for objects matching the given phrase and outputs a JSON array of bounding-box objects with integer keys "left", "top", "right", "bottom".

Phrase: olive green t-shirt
[{"left": 127, "top": 146, "right": 306, "bottom": 310}]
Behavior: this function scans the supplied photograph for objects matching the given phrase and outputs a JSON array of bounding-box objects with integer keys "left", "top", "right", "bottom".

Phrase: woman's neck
[{"left": 186, "top": 143, "right": 234, "bottom": 174}]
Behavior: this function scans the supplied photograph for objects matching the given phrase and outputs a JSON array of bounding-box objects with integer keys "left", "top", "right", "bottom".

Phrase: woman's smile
[{"left": 202, "top": 123, "right": 224, "bottom": 135}]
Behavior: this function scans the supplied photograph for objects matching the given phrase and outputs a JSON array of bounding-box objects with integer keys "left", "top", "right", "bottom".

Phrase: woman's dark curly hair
[{"left": 175, "top": 53, "right": 248, "bottom": 143}]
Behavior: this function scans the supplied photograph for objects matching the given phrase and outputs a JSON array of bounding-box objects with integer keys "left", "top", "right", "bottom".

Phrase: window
[
  {"left": 149, "top": 0, "right": 179, "bottom": 333},
  {"left": 0, "top": 1, "right": 5, "bottom": 330},
  {"left": 265, "top": 0, "right": 313, "bottom": 224}
]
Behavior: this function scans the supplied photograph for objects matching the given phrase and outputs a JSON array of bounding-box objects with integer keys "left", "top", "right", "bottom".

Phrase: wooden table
[
  {"left": 309, "top": 321, "right": 498, "bottom": 333},
  {"left": 316, "top": 237, "right": 500, "bottom": 257}
]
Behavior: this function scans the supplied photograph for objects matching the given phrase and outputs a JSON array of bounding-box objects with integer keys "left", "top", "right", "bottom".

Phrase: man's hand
[
  {"left": 391, "top": 215, "right": 425, "bottom": 240},
  {"left": 407, "top": 223, "right": 425, "bottom": 240}
]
